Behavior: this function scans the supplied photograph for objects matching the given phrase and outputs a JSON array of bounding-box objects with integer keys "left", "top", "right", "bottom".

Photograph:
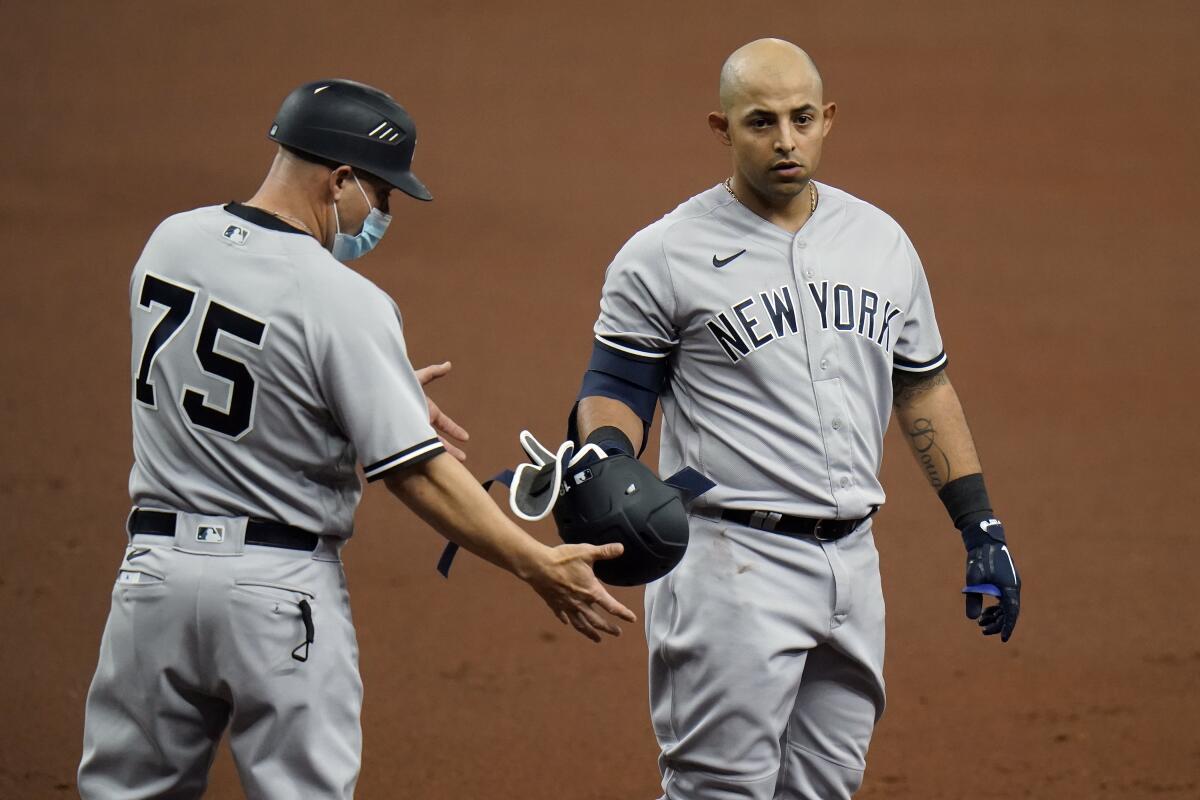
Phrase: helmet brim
[{"left": 386, "top": 169, "right": 433, "bottom": 202}]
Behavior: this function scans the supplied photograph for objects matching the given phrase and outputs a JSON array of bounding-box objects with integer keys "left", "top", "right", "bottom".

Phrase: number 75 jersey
[{"left": 127, "top": 204, "right": 443, "bottom": 538}]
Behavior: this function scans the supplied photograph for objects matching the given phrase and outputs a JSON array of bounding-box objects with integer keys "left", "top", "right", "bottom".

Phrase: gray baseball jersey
[
  {"left": 128, "top": 203, "right": 443, "bottom": 536},
  {"left": 79, "top": 203, "right": 442, "bottom": 799},
  {"left": 594, "top": 181, "right": 946, "bottom": 520},
  {"left": 589, "top": 181, "right": 947, "bottom": 799}
]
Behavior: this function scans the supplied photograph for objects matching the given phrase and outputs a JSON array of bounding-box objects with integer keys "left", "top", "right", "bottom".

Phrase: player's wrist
[
  {"left": 938, "top": 473, "right": 1004, "bottom": 549},
  {"left": 585, "top": 425, "right": 635, "bottom": 458},
  {"left": 508, "top": 536, "right": 554, "bottom": 584}
]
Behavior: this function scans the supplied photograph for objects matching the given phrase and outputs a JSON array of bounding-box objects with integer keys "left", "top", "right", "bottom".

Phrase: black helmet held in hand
[
  {"left": 553, "top": 455, "right": 693, "bottom": 587},
  {"left": 268, "top": 79, "right": 432, "bottom": 201}
]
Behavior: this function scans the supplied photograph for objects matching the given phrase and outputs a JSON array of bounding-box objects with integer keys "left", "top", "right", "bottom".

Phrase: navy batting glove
[{"left": 960, "top": 518, "right": 1021, "bottom": 642}]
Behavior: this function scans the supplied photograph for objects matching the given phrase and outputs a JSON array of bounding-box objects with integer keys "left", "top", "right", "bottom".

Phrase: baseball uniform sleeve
[
  {"left": 578, "top": 230, "right": 679, "bottom": 423},
  {"left": 892, "top": 236, "right": 948, "bottom": 374},
  {"left": 308, "top": 279, "right": 443, "bottom": 482},
  {"left": 594, "top": 229, "right": 680, "bottom": 359}
]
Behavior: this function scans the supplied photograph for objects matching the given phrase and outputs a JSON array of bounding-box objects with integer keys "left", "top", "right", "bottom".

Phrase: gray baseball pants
[
  {"left": 645, "top": 514, "right": 886, "bottom": 800},
  {"left": 78, "top": 511, "right": 362, "bottom": 799}
]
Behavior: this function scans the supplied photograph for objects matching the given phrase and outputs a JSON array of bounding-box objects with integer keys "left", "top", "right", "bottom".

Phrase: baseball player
[
  {"left": 568, "top": 40, "right": 1022, "bottom": 798},
  {"left": 77, "top": 79, "right": 635, "bottom": 800}
]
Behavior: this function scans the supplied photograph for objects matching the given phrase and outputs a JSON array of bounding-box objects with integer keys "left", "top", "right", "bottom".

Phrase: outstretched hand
[
  {"left": 526, "top": 542, "right": 637, "bottom": 643},
  {"left": 414, "top": 361, "right": 470, "bottom": 461}
]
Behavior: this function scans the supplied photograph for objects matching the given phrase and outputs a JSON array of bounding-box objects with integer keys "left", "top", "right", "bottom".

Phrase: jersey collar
[
  {"left": 714, "top": 181, "right": 833, "bottom": 245},
  {"left": 224, "top": 202, "right": 308, "bottom": 235}
]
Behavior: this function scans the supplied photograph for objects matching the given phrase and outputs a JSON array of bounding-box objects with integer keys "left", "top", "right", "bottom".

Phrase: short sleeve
[
  {"left": 593, "top": 230, "right": 679, "bottom": 361},
  {"left": 892, "top": 236, "right": 948, "bottom": 374},
  {"left": 310, "top": 284, "right": 443, "bottom": 481}
]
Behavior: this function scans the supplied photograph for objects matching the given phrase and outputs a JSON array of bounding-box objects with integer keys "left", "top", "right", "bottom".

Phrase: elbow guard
[
  {"left": 569, "top": 340, "right": 668, "bottom": 453},
  {"left": 577, "top": 340, "right": 666, "bottom": 422}
]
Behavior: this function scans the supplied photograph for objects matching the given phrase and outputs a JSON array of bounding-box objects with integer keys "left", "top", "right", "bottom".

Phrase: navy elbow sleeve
[
  {"left": 587, "top": 341, "right": 668, "bottom": 392},
  {"left": 577, "top": 340, "right": 666, "bottom": 423},
  {"left": 578, "top": 370, "right": 659, "bottom": 423}
]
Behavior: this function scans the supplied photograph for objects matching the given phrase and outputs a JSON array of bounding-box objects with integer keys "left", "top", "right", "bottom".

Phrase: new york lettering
[
  {"left": 705, "top": 282, "right": 903, "bottom": 364},
  {"left": 805, "top": 280, "right": 902, "bottom": 347}
]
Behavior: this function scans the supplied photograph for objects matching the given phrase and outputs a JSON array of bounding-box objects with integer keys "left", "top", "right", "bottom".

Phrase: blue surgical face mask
[{"left": 331, "top": 174, "right": 391, "bottom": 262}]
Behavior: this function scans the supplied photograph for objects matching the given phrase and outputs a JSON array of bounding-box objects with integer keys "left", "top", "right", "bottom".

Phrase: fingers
[
  {"left": 426, "top": 397, "right": 469, "bottom": 461},
  {"left": 439, "top": 436, "right": 468, "bottom": 462},
  {"left": 414, "top": 360, "right": 452, "bottom": 386},
  {"left": 1000, "top": 593, "right": 1020, "bottom": 642},
  {"left": 565, "top": 600, "right": 627, "bottom": 642},
  {"left": 434, "top": 411, "right": 470, "bottom": 443},
  {"left": 592, "top": 585, "right": 637, "bottom": 623},
  {"left": 585, "top": 542, "right": 626, "bottom": 563},
  {"left": 964, "top": 591, "right": 983, "bottom": 620},
  {"left": 978, "top": 605, "right": 1004, "bottom": 636},
  {"left": 562, "top": 544, "right": 636, "bottom": 621},
  {"left": 975, "top": 598, "right": 1019, "bottom": 641},
  {"left": 566, "top": 610, "right": 603, "bottom": 643},
  {"left": 579, "top": 604, "right": 622, "bottom": 637}
]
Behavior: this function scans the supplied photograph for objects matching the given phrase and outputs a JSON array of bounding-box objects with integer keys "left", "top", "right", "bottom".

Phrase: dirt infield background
[{"left": 2, "top": 1, "right": 1198, "bottom": 797}]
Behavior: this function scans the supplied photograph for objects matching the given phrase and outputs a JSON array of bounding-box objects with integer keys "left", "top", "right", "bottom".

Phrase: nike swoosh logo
[
  {"left": 712, "top": 249, "right": 747, "bottom": 268},
  {"left": 126, "top": 547, "right": 151, "bottom": 562}
]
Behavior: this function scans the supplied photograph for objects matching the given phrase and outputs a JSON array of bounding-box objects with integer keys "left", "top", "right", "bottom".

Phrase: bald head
[
  {"left": 708, "top": 38, "right": 835, "bottom": 217},
  {"left": 719, "top": 39, "right": 823, "bottom": 113}
]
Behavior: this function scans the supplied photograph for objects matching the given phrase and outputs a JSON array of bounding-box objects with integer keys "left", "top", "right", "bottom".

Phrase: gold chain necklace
[
  {"left": 265, "top": 208, "right": 315, "bottom": 236},
  {"left": 724, "top": 177, "right": 817, "bottom": 214}
]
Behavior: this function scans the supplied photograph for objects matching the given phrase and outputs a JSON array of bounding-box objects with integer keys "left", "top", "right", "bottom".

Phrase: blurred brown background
[{"left": 2, "top": 1, "right": 1198, "bottom": 797}]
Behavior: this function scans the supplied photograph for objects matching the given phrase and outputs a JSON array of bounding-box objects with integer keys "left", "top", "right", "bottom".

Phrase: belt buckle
[
  {"left": 812, "top": 519, "right": 834, "bottom": 541},
  {"left": 749, "top": 510, "right": 783, "bottom": 532}
]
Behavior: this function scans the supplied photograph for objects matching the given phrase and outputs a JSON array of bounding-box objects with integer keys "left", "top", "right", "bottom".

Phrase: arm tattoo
[
  {"left": 908, "top": 417, "right": 951, "bottom": 490},
  {"left": 892, "top": 369, "right": 948, "bottom": 408}
]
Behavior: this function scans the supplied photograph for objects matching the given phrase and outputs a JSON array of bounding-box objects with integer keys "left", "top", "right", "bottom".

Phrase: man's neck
[
  {"left": 245, "top": 179, "right": 327, "bottom": 245},
  {"left": 729, "top": 175, "right": 816, "bottom": 235}
]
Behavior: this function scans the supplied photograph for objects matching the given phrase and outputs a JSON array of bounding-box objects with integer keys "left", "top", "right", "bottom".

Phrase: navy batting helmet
[
  {"left": 268, "top": 79, "right": 431, "bottom": 201},
  {"left": 553, "top": 455, "right": 702, "bottom": 586}
]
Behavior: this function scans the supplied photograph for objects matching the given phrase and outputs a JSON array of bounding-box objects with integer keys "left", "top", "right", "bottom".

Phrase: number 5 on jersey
[{"left": 135, "top": 273, "right": 268, "bottom": 439}]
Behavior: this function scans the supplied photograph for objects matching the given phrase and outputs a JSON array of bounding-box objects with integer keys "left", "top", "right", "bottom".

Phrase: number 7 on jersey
[{"left": 134, "top": 272, "right": 268, "bottom": 439}]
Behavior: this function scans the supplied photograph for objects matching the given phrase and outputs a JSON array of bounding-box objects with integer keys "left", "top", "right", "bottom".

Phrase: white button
[
  {"left": 797, "top": 241, "right": 807, "bottom": 249},
  {"left": 804, "top": 268, "right": 815, "bottom": 278},
  {"left": 832, "top": 418, "right": 842, "bottom": 430},
  {"left": 820, "top": 358, "right": 829, "bottom": 370},
  {"left": 840, "top": 477, "right": 850, "bottom": 488}
]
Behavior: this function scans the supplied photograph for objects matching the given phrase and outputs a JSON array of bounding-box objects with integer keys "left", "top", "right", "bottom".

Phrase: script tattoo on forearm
[{"left": 908, "top": 417, "right": 951, "bottom": 489}]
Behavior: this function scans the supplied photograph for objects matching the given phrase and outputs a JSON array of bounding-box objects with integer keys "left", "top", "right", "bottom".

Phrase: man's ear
[
  {"left": 822, "top": 102, "right": 837, "bottom": 135},
  {"left": 708, "top": 111, "right": 732, "bottom": 146},
  {"left": 329, "top": 165, "right": 353, "bottom": 200}
]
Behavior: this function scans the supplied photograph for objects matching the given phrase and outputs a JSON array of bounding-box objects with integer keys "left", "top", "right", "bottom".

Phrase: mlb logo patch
[
  {"left": 223, "top": 225, "right": 249, "bottom": 246},
  {"left": 196, "top": 525, "right": 225, "bottom": 543}
]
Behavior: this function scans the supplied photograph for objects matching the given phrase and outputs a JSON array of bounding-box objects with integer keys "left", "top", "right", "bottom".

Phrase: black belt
[
  {"left": 128, "top": 509, "right": 320, "bottom": 552},
  {"left": 719, "top": 508, "right": 874, "bottom": 541}
]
